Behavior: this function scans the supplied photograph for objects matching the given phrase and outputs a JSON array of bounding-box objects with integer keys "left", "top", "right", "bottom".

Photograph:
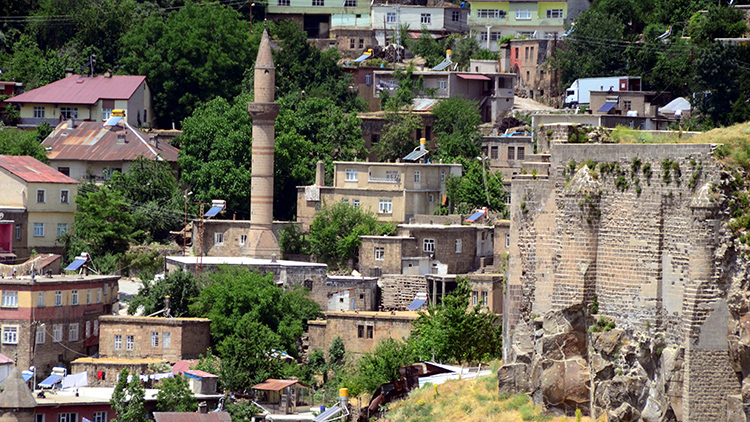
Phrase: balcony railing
[{"left": 368, "top": 176, "right": 401, "bottom": 183}]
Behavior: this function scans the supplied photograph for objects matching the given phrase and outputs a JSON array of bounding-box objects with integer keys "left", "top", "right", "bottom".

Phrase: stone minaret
[{"left": 246, "top": 29, "right": 281, "bottom": 258}]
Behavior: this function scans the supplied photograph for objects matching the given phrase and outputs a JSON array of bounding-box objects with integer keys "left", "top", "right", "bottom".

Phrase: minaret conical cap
[
  {"left": 0, "top": 368, "right": 36, "bottom": 409},
  {"left": 256, "top": 29, "right": 275, "bottom": 70}
]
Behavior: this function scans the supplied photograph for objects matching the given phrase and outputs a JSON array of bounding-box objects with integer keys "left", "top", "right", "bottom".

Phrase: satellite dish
[{"left": 0, "top": 213, "right": 5, "bottom": 219}]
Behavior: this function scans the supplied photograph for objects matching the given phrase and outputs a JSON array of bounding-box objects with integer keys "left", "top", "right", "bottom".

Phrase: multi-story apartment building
[
  {"left": 0, "top": 273, "right": 119, "bottom": 375},
  {"left": 371, "top": 0, "right": 468, "bottom": 46},
  {"left": 0, "top": 156, "right": 78, "bottom": 261},
  {"left": 504, "top": 37, "right": 559, "bottom": 103},
  {"left": 297, "top": 161, "right": 462, "bottom": 229},
  {"left": 467, "top": 0, "right": 587, "bottom": 51}
]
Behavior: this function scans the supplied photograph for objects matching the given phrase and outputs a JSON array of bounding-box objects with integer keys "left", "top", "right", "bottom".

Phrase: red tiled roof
[
  {"left": 10, "top": 75, "right": 147, "bottom": 105},
  {"left": 251, "top": 379, "right": 310, "bottom": 391},
  {"left": 43, "top": 121, "right": 179, "bottom": 163},
  {"left": 0, "top": 156, "right": 77, "bottom": 184},
  {"left": 172, "top": 360, "right": 197, "bottom": 375},
  {"left": 154, "top": 412, "right": 232, "bottom": 422}
]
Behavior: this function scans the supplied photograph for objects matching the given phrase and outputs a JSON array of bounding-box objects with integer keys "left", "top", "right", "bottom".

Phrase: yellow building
[{"left": 0, "top": 156, "right": 77, "bottom": 261}]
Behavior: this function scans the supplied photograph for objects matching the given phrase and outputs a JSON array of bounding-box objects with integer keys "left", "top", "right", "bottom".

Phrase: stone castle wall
[{"left": 503, "top": 142, "right": 741, "bottom": 421}]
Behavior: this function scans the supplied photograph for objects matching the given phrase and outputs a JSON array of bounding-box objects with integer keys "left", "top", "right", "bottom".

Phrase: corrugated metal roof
[
  {"left": 43, "top": 121, "right": 179, "bottom": 163},
  {"left": 0, "top": 353, "right": 13, "bottom": 365},
  {"left": 411, "top": 98, "right": 440, "bottom": 112},
  {"left": 172, "top": 360, "right": 197, "bottom": 375},
  {"left": 10, "top": 75, "right": 147, "bottom": 105},
  {"left": 153, "top": 412, "right": 232, "bottom": 422},
  {"left": 0, "top": 156, "right": 78, "bottom": 184},
  {"left": 251, "top": 379, "right": 310, "bottom": 391},
  {"left": 183, "top": 370, "right": 218, "bottom": 379}
]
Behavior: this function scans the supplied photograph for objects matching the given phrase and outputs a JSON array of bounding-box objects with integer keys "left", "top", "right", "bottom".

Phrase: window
[
  {"left": 278, "top": 0, "right": 290, "bottom": 5},
  {"left": 126, "top": 335, "right": 134, "bottom": 350},
  {"left": 480, "top": 31, "right": 502, "bottom": 41},
  {"left": 438, "top": 79, "right": 447, "bottom": 89},
  {"left": 519, "top": 31, "right": 536, "bottom": 38},
  {"left": 508, "top": 146, "right": 516, "bottom": 160},
  {"left": 371, "top": 134, "right": 380, "bottom": 144},
  {"left": 58, "top": 414, "right": 77, "bottom": 422},
  {"left": 97, "top": 289, "right": 102, "bottom": 303},
  {"left": 375, "top": 247, "right": 385, "bottom": 260},
  {"left": 36, "top": 328, "right": 45, "bottom": 344},
  {"left": 55, "top": 290, "right": 62, "bottom": 306},
  {"left": 36, "top": 414, "right": 45, "bottom": 422},
  {"left": 53, "top": 324, "right": 63, "bottom": 342},
  {"left": 38, "top": 292, "right": 45, "bottom": 307},
  {"left": 33, "top": 106, "right": 46, "bottom": 118},
  {"left": 60, "top": 190, "right": 69, "bottom": 204},
  {"left": 312, "top": 0, "right": 324, "bottom": 6},
  {"left": 386, "top": 12, "right": 396, "bottom": 23},
  {"left": 94, "top": 412, "right": 107, "bottom": 422},
  {"left": 71, "top": 290, "right": 78, "bottom": 305},
  {"left": 151, "top": 332, "right": 159, "bottom": 347},
  {"left": 472, "top": 290, "right": 478, "bottom": 305},
  {"left": 87, "top": 289, "right": 91, "bottom": 305},
  {"left": 58, "top": 167, "right": 70, "bottom": 176},
  {"left": 2, "top": 291, "right": 17, "bottom": 307},
  {"left": 240, "top": 234, "right": 247, "bottom": 245},
  {"left": 114, "top": 334, "right": 122, "bottom": 350},
  {"left": 423, "top": 238, "right": 435, "bottom": 253},
  {"left": 455, "top": 239, "right": 462, "bottom": 253},
  {"left": 94, "top": 320, "right": 99, "bottom": 336},
  {"left": 60, "top": 107, "right": 78, "bottom": 119},
  {"left": 69, "top": 323, "right": 78, "bottom": 341},
  {"left": 353, "top": 199, "right": 360, "bottom": 208},
  {"left": 2, "top": 326, "right": 17, "bottom": 344},
  {"left": 440, "top": 171, "right": 445, "bottom": 183},
  {"left": 103, "top": 283, "right": 109, "bottom": 295},
  {"left": 344, "top": 0, "right": 356, "bottom": 6},
  {"left": 359, "top": 38, "right": 364, "bottom": 49},
  {"left": 357, "top": 325, "right": 364, "bottom": 338},
  {"left": 546, "top": 9, "right": 563, "bottom": 18},
  {"left": 518, "top": 147, "right": 525, "bottom": 160},
  {"left": 102, "top": 108, "right": 112, "bottom": 121},
  {"left": 341, "top": 198, "right": 349, "bottom": 205},
  {"left": 429, "top": 194, "right": 434, "bottom": 203},
  {"left": 506, "top": 233, "right": 510, "bottom": 248},
  {"left": 56, "top": 223, "right": 68, "bottom": 238},
  {"left": 420, "top": 13, "right": 431, "bottom": 24},
  {"left": 491, "top": 146, "right": 499, "bottom": 159},
  {"left": 37, "top": 189, "right": 46, "bottom": 203},
  {"left": 515, "top": 10, "right": 532, "bottom": 19},
  {"left": 451, "top": 10, "right": 461, "bottom": 21},
  {"left": 345, "top": 169, "right": 358, "bottom": 181},
  {"left": 215, "top": 233, "right": 224, "bottom": 244},
  {"left": 34, "top": 223, "right": 44, "bottom": 237},
  {"left": 350, "top": 38, "right": 355, "bottom": 49},
  {"left": 86, "top": 321, "right": 91, "bottom": 338},
  {"left": 623, "top": 100, "right": 632, "bottom": 111},
  {"left": 366, "top": 326, "right": 374, "bottom": 338},
  {"left": 378, "top": 199, "right": 392, "bottom": 214},
  {"left": 385, "top": 170, "right": 399, "bottom": 182},
  {"left": 365, "top": 73, "right": 372, "bottom": 86},
  {"left": 481, "top": 291, "right": 488, "bottom": 305},
  {"left": 163, "top": 332, "right": 171, "bottom": 348},
  {"left": 414, "top": 171, "right": 420, "bottom": 183},
  {"left": 477, "top": 9, "right": 505, "bottom": 18},
  {"left": 15, "top": 225, "right": 21, "bottom": 240}
]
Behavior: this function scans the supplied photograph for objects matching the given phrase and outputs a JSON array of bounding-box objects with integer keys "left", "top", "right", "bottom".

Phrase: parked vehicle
[{"left": 564, "top": 76, "right": 641, "bottom": 107}]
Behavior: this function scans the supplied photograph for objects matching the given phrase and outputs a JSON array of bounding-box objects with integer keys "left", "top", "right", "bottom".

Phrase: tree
[
  {"left": 431, "top": 96, "right": 482, "bottom": 161},
  {"left": 345, "top": 338, "right": 415, "bottom": 396},
  {"left": 374, "top": 110, "right": 422, "bottom": 162},
  {"left": 156, "top": 375, "right": 197, "bottom": 412},
  {"left": 119, "top": 2, "right": 254, "bottom": 127},
  {"left": 307, "top": 202, "right": 396, "bottom": 269},
  {"left": 225, "top": 400, "right": 263, "bottom": 422},
  {"left": 128, "top": 269, "right": 200, "bottom": 317},
  {"left": 688, "top": 5, "right": 748, "bottom": 47},
  {"left": 410, "top": 278, "right": 502, "bottom": 364},
  {"left": 111, "top": 368, "right": 147, "bottom": 422},
  {"left": 189, "top": 268, "right": 320, "bottom": 391},
  {"left": 177, "top": 93, "right": 253, "bottom": 215},
  {"left": 442, "top": 157, "right": 508, "bottom": 216},
  {"left": 0, "top": 126, "right": 49, "bottom": 162}
]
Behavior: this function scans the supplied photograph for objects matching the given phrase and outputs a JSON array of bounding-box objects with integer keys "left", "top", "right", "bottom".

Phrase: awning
[
  {"left": 39, "top": 374, "right": 63, "bottom": 388},
  {"left": 466, "top": 211, "right": 485, "bottom": 222},
  {"left": 204, "top": 206, "right": 223, "bottom": 218},
  {"left": 22, "top": 371, "right": 33, "bottom": 382},
  {"left": 406, "top": 299, "right": 426, "bottom": 310},
  {"left": 103, "top": 116, "right": 122, "bottom": 127},
  {"left": 457, "top": 73, "right": 491, "bottom": 81},
  {"left": 65, "top": 258, "right": 86, "bottom": 271},
  {"left": 353, "top": 53, "right": 372, "bottom": 63},
  {"left": 597, "top": 101, "right": 617, "bottom": 113},
  {"left": 314, "top": 405, "right": 344, "bottom": 422}
]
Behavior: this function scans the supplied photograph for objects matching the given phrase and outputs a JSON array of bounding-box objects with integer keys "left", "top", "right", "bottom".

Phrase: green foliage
[
  {"left": 432, "top": 96, "right": 481, "bottom": 161},
  {"left": 443, "top": 157, "right": 508, "bottom": 216},
  {"left": 328, "top": 337, "right": 346, "bottom": 366},
  {"left": 177, "top": 93, "right": 253, "bottom": 214},
  {"left": 375, "top": 110, "right": 423, "bottom": 162},
  {"left": 589, "top": 316, "right": 616, "bottom": 333},
  {"left": 119, "top": 2, "right": 254, "bottom": 127},
  {"left": 345, "top": 338, "right": 416, "bottom": 397},
  {"left": 128, "top": 270, "right": 199, "bottom": 317},
  {"left": 0, "top": 126, "right": 49, "bottom": 162},
  {"left": 156, "top": 375, "right": 197, "bottom": 412},
  {"left": 308, "top": 202, "right": 396, "bottom": 269},
  {"left": 409, "top": 28, "right": 457, "bottom": 68},
  {"left": 590, "top": 294, "right": 599, "bottom": 314},
  {"left": 278, "top": 224, "right": 309, "bottom": 256},
  {"left": 191, "top": 349, "right": 222, "bottom": 377},
  {"left": 688, "top": 5, "right": 748, "bottom": 46},
  {"left": 225, "top": 399, "right": 262, "bottom": 422},
  {"left": 190, "top": 268, "right": 320, "bottom": 391},
  {"left": 111, "top": 368, "right": 147, "bottom": 422},
  {"left": 410, "top": 278, "right": 503, "bottom": 364}
]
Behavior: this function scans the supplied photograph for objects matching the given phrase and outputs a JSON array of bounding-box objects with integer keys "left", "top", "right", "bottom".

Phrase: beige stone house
[
  {"left": 307, "top": 310, "right": 417, "bottom": 357},
  {"left": 297, "top": 161, "right": 462, "bottom": 229}
]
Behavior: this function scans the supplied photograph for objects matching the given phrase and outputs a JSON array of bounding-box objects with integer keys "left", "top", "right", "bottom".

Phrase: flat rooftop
[
  {"left": 0, "top": 274, "right": 120, "bottom": 286},
  {"left": 34, "top": 386, "right": 221, "bottom": 406},
  {"left": 166, "top": 256, "right": 327, "bottom": 268}
]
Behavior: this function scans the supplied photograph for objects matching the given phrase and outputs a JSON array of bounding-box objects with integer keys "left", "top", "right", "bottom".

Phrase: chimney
[
  {"left": 117, "top": 133, "right": 127, "bottom": 144},
  {"left": 67, "top": 119, "right": 76, "bottom": 129},
  {"left": 149, "top": 135, "right": 159, "bottom": 148},
  {"left": 315, "top": 160, "right": 325, "bottom": 186},
  {"left": 419, "top": 137, "right": 426, "bottom": 152},
  {"left": 164, "top": 295, "right": 170, "bottom": 316},
  {"left": 446, "top": 49, "right": 452, "bottom": 62},
  {"left": 198, "top": 403, "right": 208, "bottom": 414},
  {"left": 65, "top": 68, "right": 74, "bottom": 77}
]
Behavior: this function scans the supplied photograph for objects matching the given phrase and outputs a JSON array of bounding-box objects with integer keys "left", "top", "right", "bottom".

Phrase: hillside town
[{"left": 1, "top": 0, "right": 750, "bottom": 421}]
